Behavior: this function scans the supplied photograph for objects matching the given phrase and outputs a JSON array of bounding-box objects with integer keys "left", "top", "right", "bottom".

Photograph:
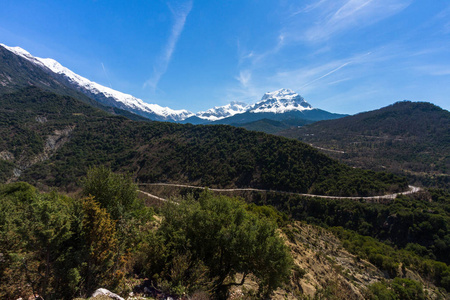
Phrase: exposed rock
[
  {"left": 10, "top": 125, "right": 75, "bottom": 180},
  {"left": 91, "top": 288, "right": 124, "bottom": 300},
  {"left": 35, "top": 116, "right": 48, "bottom": 123},
  {"left": 0, "top": 150, "right": 14, "bottom": 161},
  {"left": 13, "top": 168, "right": 22, "bottom": 177}
]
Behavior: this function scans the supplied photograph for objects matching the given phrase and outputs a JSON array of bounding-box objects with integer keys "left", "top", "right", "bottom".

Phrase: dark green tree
[
  {"left": 156, "top": 192, "right": 293, "bottom": 298},
  {"left": 81, "top": 166, "right": 140, "bottom": 220},
  {"left": 81, "top": 196, "right": 122, "bottom": 295}
]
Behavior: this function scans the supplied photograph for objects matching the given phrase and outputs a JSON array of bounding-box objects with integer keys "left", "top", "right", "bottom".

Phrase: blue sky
[{"left": 1, "top": 0, "right": 449, "bottom": 114}]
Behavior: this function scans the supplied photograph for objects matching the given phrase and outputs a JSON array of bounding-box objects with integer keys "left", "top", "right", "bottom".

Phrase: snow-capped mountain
[
  {"left": 196, "top": 101, "right": 249, "bottom": 121},
  {"left": 195, "top": 89, "right": 313, "bottom": 121},
  {"left": 0, "top": 44, "right": 193, "bottom": 121},
  {"left": 183, "top": 88, "right": 346, "bottom": 126},
  {"left": 210, "top": 89, "right": 346, "bottom": 126},
  {"left": 248, "top": 89, "right": 312, "bottom": 113},
  {"left": 1, "top": 43, "right": 346, "bottom": 125}
]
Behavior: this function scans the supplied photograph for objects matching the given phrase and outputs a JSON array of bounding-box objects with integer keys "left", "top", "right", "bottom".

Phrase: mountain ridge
[
  {"left": 0, "top": 45, "right": 150, "bottom": 122},
  {"left": 0, "top": 86, "right": 407, "bottom": 197},
  {"left": 1, "top": 43, "right": 193, "bottom": 121},
  {"left": 1, "top": 43, "right": 346, "bottom": 124},
  {"left": 277, "top": 100, "right": 450, "bottom": 188}
]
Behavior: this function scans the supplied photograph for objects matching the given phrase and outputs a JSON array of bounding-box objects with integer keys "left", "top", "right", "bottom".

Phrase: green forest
[
  {"left": 1, "top": 87, "right": 450, "bottom": 299},
  {"left": 278, "top": 101, "right": 450, "bottom": 189},
  {"left": 2, "top": 168, "right": 449, "bottom": 299},
  {"left": 0, "top": 87, "right": 407, "bottom": 197}
]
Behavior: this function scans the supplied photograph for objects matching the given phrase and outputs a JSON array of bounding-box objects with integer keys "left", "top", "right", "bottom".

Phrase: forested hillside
[
  {"left": 1, "top": 171, "right": 449, "bottom": 300},
  {"left": 0, "top": 87, "right": 407, "bottom": 196},
  {"left": 278, "top": 101, "right": 450, "bottom": 189}
]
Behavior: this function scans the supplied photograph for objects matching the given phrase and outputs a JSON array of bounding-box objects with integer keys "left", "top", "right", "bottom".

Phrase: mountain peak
[
  {"left": 250, "top": 89, "right": 312, "bottom": 114},
  {"left": 1, "top": 43, "right": 193, "bottom": 122},
  {"left": 262, "top": 88, "right": 296, "bottom": 99},
  {"left": 0, "top": 44, "right": 33, "bottom": 59},
  {"left": 196, "top": 101, "right": 249, "bottom": 121}
]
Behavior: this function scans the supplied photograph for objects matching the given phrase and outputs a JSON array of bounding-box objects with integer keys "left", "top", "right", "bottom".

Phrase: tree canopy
[{"left": 145, "top": 191, "right": 293, "bottom": 298}]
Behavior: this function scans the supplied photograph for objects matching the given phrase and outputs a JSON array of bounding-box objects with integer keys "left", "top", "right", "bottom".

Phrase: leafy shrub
[{"left": 142, "top": 191, "right": 293, "bottom": 299}]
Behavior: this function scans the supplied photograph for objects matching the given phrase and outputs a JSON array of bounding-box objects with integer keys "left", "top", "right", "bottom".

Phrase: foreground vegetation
[
  {"left": 0, "top": 168, "right": 292, "bottom": 299},
  {"left": 2, "top": 168, "right": 449, "bottom": 299}
]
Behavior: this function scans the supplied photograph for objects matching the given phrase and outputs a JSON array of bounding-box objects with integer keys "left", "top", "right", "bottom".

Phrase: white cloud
[
  {"left": 300, "top": 62, "right": 350, "bottom": 89},
  {"left": 237, "top": 33, "right": 285, "bottom": 69},
  {"left": 236, "top": 69, "right": 252, "bottom": 87},
  {"left": 144, "top": 0, "right": 193, "bottom": 91},
  {"left": 101, "top": 62, "right": 112, "bottom": 88},
  {"left": 267, "top": 51, "right": 376, "bottom": 95},
  {"left": 416, "top": 65, "right": 450, "bottom": 76},
  {"left": 287, "top": 0, "right": 412, "bottom": 43},
  {"left": 290, "top": 0, "right": 328, "bottom": 16}
]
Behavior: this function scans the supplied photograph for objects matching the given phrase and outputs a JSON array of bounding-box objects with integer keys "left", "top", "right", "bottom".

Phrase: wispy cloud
[
  {"left": 300, "top": 62, "right": 351, "bottom": 89},
  {"left": 430, "top": 4, "right": 450, "bottom": 35},
  {"left": 236, "top": 69, "right": 252, "bottom": 88},
  {"left": 289, "top": 0, "right": 328, "bottom": 16},
  {"left": 144, "top": 0, "right": 193, "bottom": 91},
  {"left": 416, "top": 65, "right": 450, "bottom": 76},
  {"left": 268, "top": 51, "right": 379, "bottom": 95},
  {"left": 234, "top": 34, "right": 286, "bottom": 102},
  {"left": 286, "top": 0, "right": 412, "bottom": 43},
  {"left": 101, "top": 62, "right": 112, "bottom": 88},
  {"left": 237, "top": 34, "right": 285, "bottom": 67}
]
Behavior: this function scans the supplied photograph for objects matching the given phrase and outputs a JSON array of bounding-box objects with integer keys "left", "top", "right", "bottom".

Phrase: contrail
[
  {"left": 301, "top": 62, "right": 350, "bottom": 89},
  {"left": 144, "top": 0, "right": 193, "bottom": 91},
  {"left": 101, "top": 62, "right": 112, "bottom": 88}
]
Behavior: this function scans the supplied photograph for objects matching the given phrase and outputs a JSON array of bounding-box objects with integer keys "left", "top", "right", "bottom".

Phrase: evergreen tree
[
  {"left": 154, "top": 192, "right": 293, "bottom": 298},
  {"left": 80, "top": 196, "right": 121, "bottom": 294}
]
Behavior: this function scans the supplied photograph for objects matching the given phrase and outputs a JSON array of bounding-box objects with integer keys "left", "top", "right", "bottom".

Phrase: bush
[
  {"left": 81, "top": 166, "right": 141, "bottom": 220},
  {"left": 146, "top": 191, "right": 293, "bottom": 299}
]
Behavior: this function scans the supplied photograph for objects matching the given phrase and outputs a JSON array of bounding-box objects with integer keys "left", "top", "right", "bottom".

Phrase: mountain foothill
[
  {"left": 0, "top": 43, "right": 411, "bottom": 196},
  {"left": 1, "top": 43, "right": 450, "bottom": 299}
]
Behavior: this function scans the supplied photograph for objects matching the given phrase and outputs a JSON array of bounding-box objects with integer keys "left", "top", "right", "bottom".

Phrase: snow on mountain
[
  {"left": 248, "top": 88, "right": 313, "bottom": 114},
  {"left": 196, "top": 89, "right": 314, "bottom": 121},
  {"left": 196, "top": 101, "right": 249, "bottom": 121},
  {"left": 1, "top": 44, "right": 320, "bottom": 122},
  {"left": 1, "top": 44, "right": 193, "bottom": 121}
]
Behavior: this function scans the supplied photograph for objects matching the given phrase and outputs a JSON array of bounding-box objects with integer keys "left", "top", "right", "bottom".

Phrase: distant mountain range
[
  {"left": 0, "top": 44, "right": 346, "bottom": 124},
  {"left": 182, "top": 89, "right": 346, "bottom": 126}
]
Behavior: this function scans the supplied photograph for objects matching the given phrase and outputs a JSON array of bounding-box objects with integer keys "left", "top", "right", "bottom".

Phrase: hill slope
[
  {"left": 0, "top": 87, "right": 407, "bottom": 196},
  {"left": 0, "top": 44, "right": 193, "bottom": 121},
  {"left": 0, "top": 45, "right": 149, "bottom": 121},
  {"left": 277, "top": 101, "right": 450, "bottom": 188}
]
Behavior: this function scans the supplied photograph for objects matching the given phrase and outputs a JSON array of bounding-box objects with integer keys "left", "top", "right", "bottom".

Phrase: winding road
[{"left": 138, "top": 183, "right": 422, "bottom": 204}]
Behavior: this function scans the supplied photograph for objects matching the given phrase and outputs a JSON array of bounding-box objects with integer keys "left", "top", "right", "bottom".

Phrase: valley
[{"left": 0, "top": 43, "right": 449, "bottom": 300}]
